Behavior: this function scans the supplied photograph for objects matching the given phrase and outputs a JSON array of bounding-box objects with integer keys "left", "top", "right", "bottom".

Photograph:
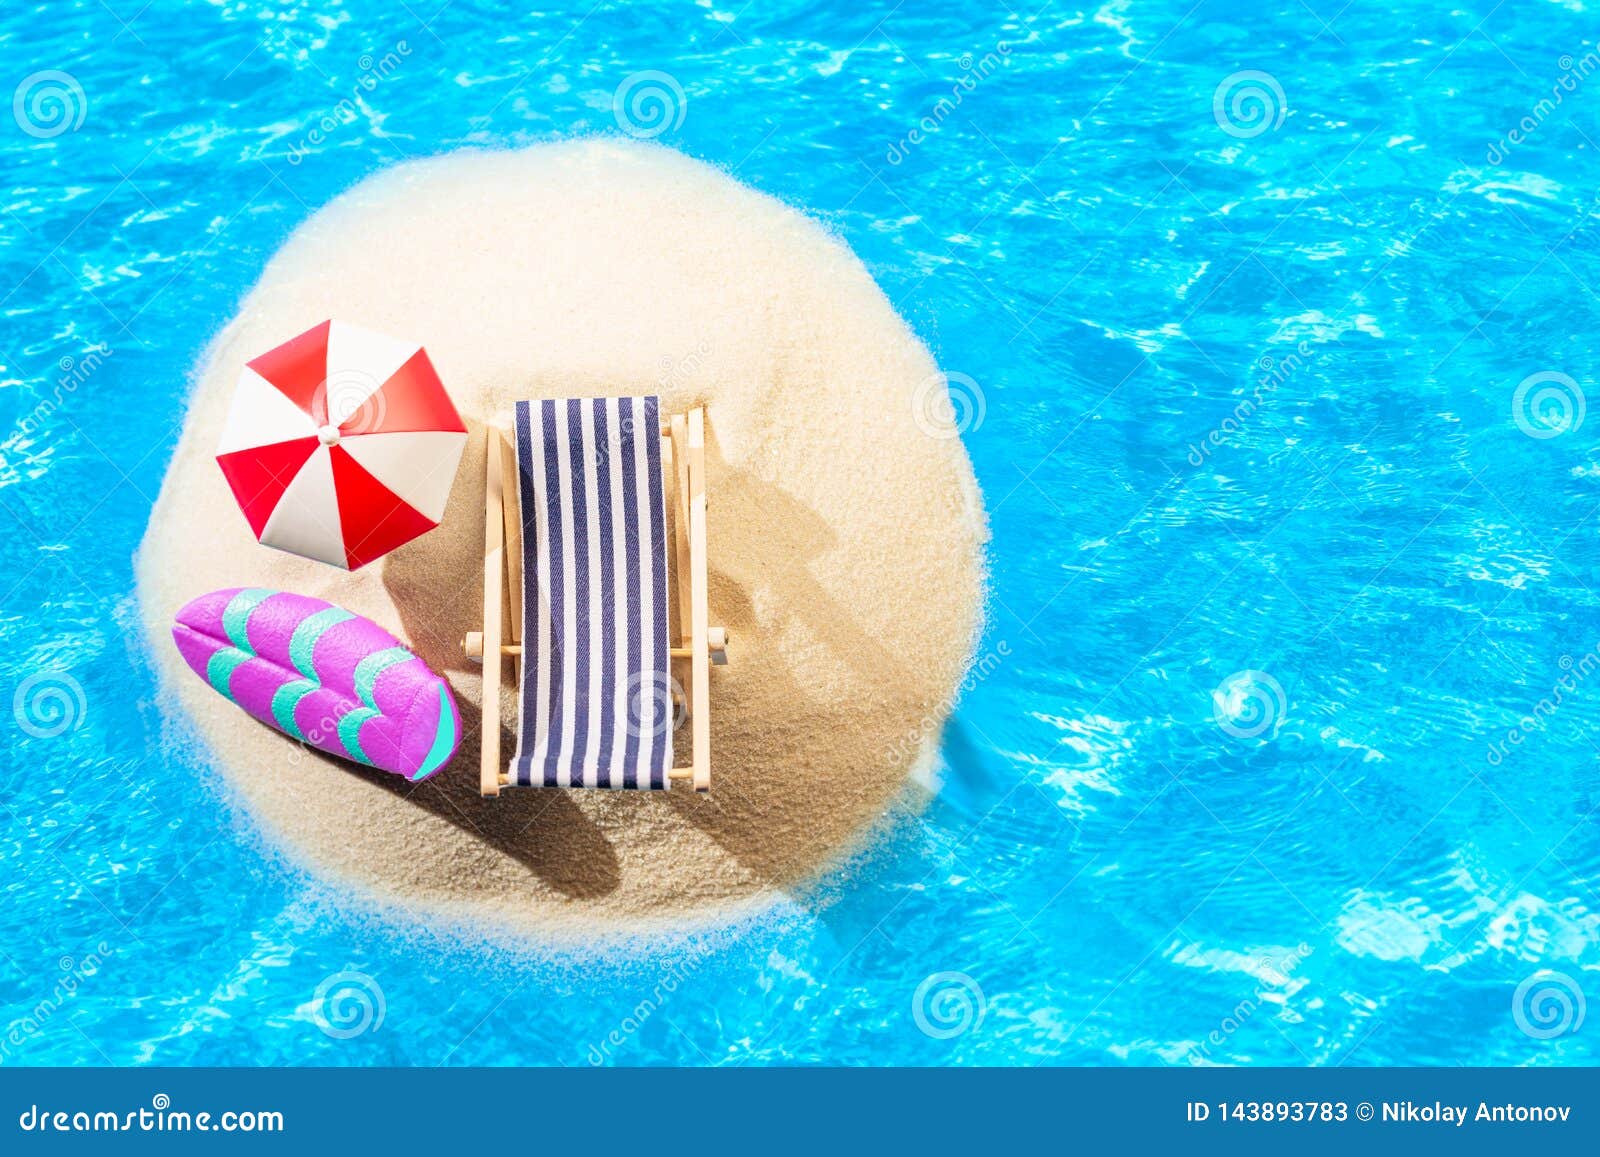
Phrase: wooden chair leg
[
  {"left": 669, "top": 413, "right": 693, "bottom": 648},
  {"left": 499, "top": 430, "right": 523, "bottom": 689},
  {"left": 479, "top": 427, "right": 506, "bottom": 798},
  {"left": 686, "top": 408, "right": 711, "bottom": 792}
]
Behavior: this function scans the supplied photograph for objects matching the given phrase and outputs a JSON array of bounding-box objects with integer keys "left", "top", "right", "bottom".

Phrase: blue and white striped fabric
[{"left": 509, "top": 396, "right": 673, "bottom": 789}]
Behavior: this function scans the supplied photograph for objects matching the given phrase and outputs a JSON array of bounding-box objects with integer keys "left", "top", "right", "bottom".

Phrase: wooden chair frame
[{"left": 464, "top": 406, "right": 724, "bottom": 795}]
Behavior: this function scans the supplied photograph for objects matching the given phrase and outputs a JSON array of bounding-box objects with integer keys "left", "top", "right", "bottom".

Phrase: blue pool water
[{"left": 3, "top": 0, "right": 1598, "bottom": 1067}]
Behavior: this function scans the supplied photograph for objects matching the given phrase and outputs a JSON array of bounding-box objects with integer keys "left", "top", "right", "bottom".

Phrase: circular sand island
[{"left": 138, "top": 140, "right": 986, "bottom": 939}]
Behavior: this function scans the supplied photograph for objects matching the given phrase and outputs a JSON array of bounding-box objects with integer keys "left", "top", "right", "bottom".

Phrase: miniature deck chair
[{"left": 464, "top": 396, "right": 727, "bottom": 795}]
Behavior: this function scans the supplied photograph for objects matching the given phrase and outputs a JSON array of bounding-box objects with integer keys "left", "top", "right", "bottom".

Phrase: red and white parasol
[{"left": 215, "top": 319, "right": 467, "bottom": 570}]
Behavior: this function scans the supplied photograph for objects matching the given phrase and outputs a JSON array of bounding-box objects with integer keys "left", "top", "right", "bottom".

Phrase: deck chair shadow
[{"left": 465, "top": 397, "right": 727, "bottom": 795}]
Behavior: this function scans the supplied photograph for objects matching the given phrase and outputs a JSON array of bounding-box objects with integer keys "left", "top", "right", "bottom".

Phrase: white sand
[{"left": 136, "top": 140, "right": 987, "bottom": 939}]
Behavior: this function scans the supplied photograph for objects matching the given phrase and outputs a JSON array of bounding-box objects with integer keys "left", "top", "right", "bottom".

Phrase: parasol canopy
[{"left": 215, "top": 319, "right": 467, "bottom": 570}]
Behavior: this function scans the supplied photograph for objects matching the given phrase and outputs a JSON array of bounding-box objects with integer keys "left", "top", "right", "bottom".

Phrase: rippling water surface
[{"left": 3, "top": 0, "right": 1598, "bottom": 1065}]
